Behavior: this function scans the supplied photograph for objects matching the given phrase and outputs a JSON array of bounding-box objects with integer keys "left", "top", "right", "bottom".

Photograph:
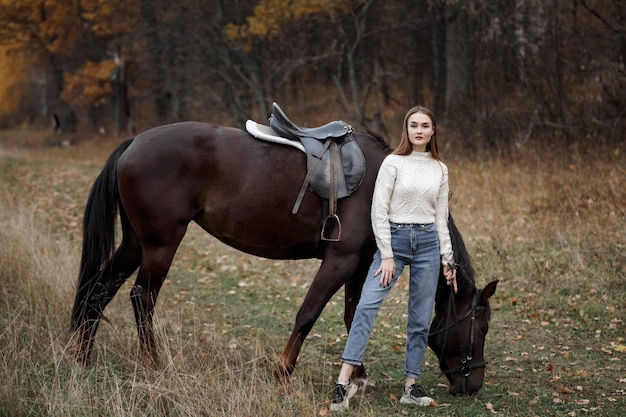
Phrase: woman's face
[{"left": 407, "top": 112, "right": 434, "bottom": 152}]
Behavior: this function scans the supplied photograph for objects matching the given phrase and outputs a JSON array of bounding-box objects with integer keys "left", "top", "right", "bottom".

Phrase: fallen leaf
[
  {"left": 389, "top": 393, "right": 398, "bottom": 401},
  {"left": 556, "top": 385, "right": 573, "bottom": 394},
  {"left": 485, "top": 401, "right": 496, "bottom": 414},
  {"left": 614, "top": 345, "right": 626, "bottom": 352}
]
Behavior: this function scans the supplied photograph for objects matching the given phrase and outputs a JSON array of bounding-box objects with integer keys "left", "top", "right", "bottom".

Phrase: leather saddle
[{"left": 247, "top": 102, "right": 366, "bottom": 241}]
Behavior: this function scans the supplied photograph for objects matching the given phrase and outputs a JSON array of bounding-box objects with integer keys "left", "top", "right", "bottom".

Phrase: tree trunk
[
  {"left": 444, "top": 3, "right": 471, "bottom": 124},
  {"left": 139, "top": 0, "right": 167, "bottom": 124},
  {"left": 431, "top": 1, "right": 447, "bottom": 119}
]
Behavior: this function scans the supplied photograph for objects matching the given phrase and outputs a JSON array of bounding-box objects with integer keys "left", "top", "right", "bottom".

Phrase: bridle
[{"left": 430, "top": 289, "right": 487, "bottom": 378}]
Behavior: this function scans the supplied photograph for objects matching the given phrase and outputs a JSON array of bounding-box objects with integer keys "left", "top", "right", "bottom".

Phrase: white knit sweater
[{"left": 371, "top": 151, "right": 454, "bottom": 265}]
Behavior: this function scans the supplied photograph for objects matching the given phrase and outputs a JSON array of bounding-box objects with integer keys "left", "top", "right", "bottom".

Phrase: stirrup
[{"left": 321, "top": 213, "right": 342, "bottom": 242}]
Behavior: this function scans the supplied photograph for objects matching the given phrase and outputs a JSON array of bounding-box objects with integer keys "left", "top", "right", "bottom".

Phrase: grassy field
[{"left": 0, "top": 127, "right": 624, "bottom": 416}]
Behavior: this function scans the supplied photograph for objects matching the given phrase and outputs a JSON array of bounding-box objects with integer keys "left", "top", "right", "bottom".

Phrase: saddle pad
[{"left": 245, "top": 120, "right": 305, "bottom": 153}]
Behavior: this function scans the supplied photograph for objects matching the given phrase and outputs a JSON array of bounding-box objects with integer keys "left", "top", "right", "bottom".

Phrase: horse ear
[{"left": 478, "top": 280, "right": 499, "bottom": 305}]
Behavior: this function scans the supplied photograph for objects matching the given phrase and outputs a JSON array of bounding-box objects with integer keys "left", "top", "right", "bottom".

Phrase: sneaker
[
  {"left": 399, "top": 384, "right": 433, "bottom": 406},
  {"left": 330, "top": 381, "right": 358, "bottom": 411}
]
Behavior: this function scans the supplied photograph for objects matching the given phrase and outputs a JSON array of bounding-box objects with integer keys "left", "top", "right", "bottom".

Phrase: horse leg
[
  {"left": 342, "top": 255, "right": 373, "bottom": 384},
  {"left": 276, "top": 252, "right": 361, "bottom": 383},
  {"left": 75, "top": 235, "right": 142, "bottom": 365},
  {"left": 129, "top": 240, "right": 182, "bottom": 367}
]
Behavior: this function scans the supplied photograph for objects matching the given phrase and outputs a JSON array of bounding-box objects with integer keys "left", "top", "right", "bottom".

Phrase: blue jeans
[{"left": 341, "top": 222, "right": 440, "bottom": 379}]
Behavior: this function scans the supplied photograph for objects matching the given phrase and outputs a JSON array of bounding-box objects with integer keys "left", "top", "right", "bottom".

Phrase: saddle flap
[{"left": 301, "top": 136, "right": 365, "bottom": 199}]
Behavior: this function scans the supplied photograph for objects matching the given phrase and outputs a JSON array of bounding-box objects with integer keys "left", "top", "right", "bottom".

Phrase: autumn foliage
[
  {"left": 0, "top": 0, "right": 624, "bottom": 148},
  {"left": 224, "top": 0, "right": 355, "bottom": 47},
  {"left": 61, "top": 60, "right": 117, "bottom": 109}
]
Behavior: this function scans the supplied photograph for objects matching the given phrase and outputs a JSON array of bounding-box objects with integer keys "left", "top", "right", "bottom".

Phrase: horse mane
[
  {"left": 449, "top": 214, "right": 476, "bottom": 287},
  {"left": 436, "top": 214, "right": 477, "bottom": 305},
  {"left": 362, "top": 129, "right": 392, "bottom": 153}
]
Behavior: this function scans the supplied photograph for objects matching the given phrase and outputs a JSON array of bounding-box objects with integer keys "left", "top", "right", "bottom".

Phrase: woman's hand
[
  {"left": 443, "top": 264, "right": 458, "bottom": 293},
  {"left": 375, "top": 258, "right": 396, "bottom": 287}
]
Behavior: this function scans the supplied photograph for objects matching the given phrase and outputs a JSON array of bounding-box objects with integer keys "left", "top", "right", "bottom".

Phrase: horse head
[
  {"left": 429, "top": 277, "right": 498, "bottom": 395},
  {"left": 428, "top": 215, "right": 498, "bottom": 395}
]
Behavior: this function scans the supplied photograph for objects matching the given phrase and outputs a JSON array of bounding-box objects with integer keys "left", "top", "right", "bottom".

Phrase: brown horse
[{"left": 70, "top": 120, "right": 497, "bottom": 394}]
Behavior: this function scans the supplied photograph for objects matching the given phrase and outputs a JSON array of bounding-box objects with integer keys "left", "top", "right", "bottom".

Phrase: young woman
[{"left": 330, "top": 106, "right": 458, "bottom": 411}]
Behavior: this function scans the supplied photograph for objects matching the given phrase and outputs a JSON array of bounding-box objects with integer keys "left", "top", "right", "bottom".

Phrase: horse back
[{"left": 115, "top": 122, "right": 385, "bottom": 260}]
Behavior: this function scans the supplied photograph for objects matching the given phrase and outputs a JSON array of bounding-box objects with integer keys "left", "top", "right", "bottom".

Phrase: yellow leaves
[
  {"left": 61, "top": 60, "right": 116, "bottom": 109},
  {"left": 224, "top": 0, "right": 362, "bottom": 47},
  {"left": 0, "top": 0, "right": 77, "bottom": 53},
  {"left": 81, "top": 0, "right": 139, "bottom": 36},
  {"left": 38, "top": 0, "right": 82, "bottom": 54},
  {"left": 0, "top": 46, "right": 30, "bottom": 114},
  {"left": 602, "top": 341, "right": 626, "bottom": 354},
  {"left": 0, "top": 1, "right": 138, "bottom": 70}
]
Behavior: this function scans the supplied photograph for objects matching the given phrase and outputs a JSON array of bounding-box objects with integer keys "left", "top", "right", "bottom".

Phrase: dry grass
[{"left": 0, "top": 128, "right": 624, "bottom": 416}]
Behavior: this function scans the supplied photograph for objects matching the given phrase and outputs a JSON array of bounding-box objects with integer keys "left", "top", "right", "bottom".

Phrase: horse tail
[
  {"left": 448, "top": 214, "right": 476, "bottom": 282},
  {"left": 70, "top": 139, "right": 134, "bottom": 332}
]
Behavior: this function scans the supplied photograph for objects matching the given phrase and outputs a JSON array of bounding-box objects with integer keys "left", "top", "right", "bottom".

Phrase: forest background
[{"left": 0, "top": 0, "right": 624, "bottom": 150}]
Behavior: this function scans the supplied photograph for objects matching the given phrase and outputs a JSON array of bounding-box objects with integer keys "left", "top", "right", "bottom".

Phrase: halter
[{"left": 430, "top": 289, "right": 487, "bottom": 379}]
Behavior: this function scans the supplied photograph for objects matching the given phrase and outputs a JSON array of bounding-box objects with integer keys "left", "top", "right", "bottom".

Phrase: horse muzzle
[{"left": 446, "top": 366, "right": 485, "bottom": 396}]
